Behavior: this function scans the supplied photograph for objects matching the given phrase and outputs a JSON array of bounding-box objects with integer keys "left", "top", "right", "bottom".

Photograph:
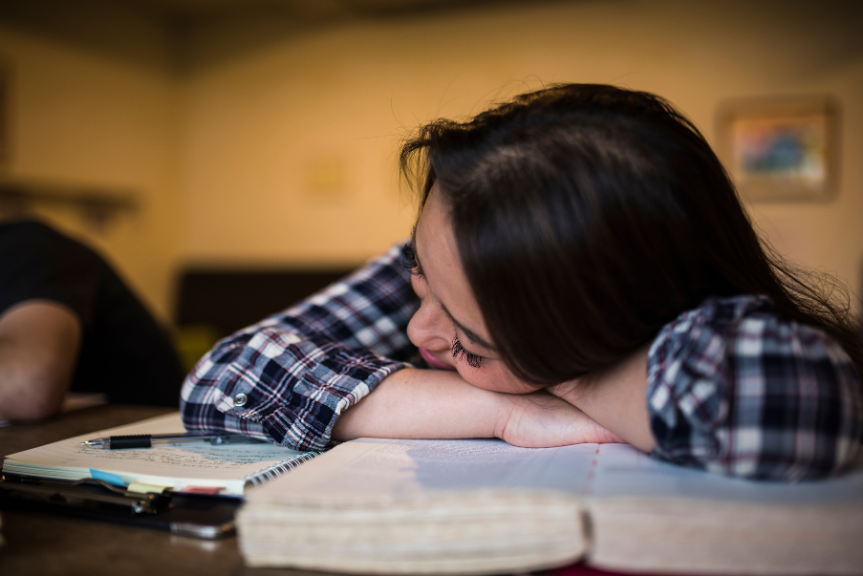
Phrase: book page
[
  {"left": 3, "top": 413, "right": 314, "bottom": 494},
  {"left": 241, "top": 439, "right": 594, "bottom": 573},
  {"left": 585, "top": 445, "right": 863, "bottom": 575},
  {"left": 588, "top": 443, "right": 863, "bottom": 505},
  {"left": 251, "top": 437, "right": 863, "bottom": 507},
  {"left": 249, "top": 438, "right": 601, "bottom": 504}
]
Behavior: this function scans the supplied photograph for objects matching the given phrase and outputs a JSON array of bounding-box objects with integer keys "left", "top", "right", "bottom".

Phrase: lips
[{"left": 418, "top": 347, "right": 457, "bottom": 371}]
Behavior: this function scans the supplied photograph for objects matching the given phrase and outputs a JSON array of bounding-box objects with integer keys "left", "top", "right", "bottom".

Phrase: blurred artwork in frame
[
  {"left": 0, "top": 60, "right": 7, "bottom": 165},
  {"left": 716, "top": 96, "right": 839, "bottom": 202}
]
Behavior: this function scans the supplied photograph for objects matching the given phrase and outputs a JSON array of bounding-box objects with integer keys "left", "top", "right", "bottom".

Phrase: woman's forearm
[
  {"left": 332, "top": 367, "right": 623, "bottom": 447},
  {"left": 331, "top": 368, "right": 507, "bottom": 441}
]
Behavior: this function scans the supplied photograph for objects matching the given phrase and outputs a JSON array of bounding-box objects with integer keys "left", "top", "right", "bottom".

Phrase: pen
[{"left": 80, "top": 433, "right": 264, "bottom": 450}]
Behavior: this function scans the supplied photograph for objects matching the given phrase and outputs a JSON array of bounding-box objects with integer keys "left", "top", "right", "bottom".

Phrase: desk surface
[{"left": 0, "top": 405, "right": 320, "bottom": 576}]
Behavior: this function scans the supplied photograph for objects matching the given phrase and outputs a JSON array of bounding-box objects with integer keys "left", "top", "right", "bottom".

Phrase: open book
[
  {"left": 2, "top": 413, "right": 318, "bottom": 496},
  {"left": 238, "top": 438, "right": 863, "bottom": 575}
]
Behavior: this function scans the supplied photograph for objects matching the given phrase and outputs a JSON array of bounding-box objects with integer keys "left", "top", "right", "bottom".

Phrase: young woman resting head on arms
[{"left": 181, "top": 84, "right": 863, "bottom": 481}]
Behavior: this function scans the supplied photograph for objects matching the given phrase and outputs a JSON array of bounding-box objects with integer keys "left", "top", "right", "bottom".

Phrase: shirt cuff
[{"left": 204, "top": 330, "right": 412, "bottom": 451}]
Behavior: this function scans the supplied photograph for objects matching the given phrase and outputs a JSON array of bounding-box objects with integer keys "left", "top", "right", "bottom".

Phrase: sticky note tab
[
  {"left": 126, "top": 482, "right": 170, "bottom": 495},
  {"left": 90, "top": 469, "right": 125, "bottom": 486},
  {"left": 177, "top": 486, "right": 225, "bottom": 495}
]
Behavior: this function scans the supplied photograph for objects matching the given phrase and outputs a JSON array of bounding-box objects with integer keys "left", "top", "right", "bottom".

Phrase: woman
[{"left": 181, "top": 84, "right": 863, "bottom": 481}]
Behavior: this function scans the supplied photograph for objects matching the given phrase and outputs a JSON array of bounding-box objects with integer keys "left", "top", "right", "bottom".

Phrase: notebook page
[
  {"left": 3, "top": 412, "right": 313, "bottom": 495},
  {"left": 588, "top": 443, "right": 863, "bottom": 505}
]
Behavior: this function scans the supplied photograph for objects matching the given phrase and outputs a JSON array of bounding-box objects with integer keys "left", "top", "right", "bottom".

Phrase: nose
[{"left": 407, "top": 276, "right": 451, "bottom": 351}]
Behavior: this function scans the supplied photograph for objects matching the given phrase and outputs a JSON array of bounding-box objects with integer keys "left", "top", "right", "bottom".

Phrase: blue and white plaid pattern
[
  {"left": 181, "top": 243, "right": 419, "bottom": 451},
  {"left": 181, "top": 244, "right": 863, "bottom": 479},
  {"left": 648, "top": 295, "right": 863, "bottom": 480}
]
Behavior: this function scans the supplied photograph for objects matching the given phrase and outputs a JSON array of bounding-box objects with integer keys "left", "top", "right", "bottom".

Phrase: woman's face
[{"left": 407, "top": 184, "right": 538, "bottom": 395}]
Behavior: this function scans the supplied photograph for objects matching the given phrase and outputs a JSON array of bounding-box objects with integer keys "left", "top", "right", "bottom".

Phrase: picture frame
[
  {"left": 0, "top": 59, "right": 8, "bottom": 166},
  {"left": 715, "top": 95, "right": 840, "bottom": 202}
]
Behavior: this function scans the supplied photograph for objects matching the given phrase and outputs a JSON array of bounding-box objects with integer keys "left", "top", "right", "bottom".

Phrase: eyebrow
[{"left": 411, "top": 229, "right": 497, "bottom": 353}]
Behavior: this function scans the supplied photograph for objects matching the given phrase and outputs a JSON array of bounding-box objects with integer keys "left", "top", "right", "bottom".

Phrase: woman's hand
[
  {"left": 546, "top": 346, "right": 655, "bottom": 453},
  {"left": 494, "top": 391, "right": 623, "bottom": 448}
]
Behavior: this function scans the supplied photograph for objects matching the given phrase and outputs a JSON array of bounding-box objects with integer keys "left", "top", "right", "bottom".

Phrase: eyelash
[
  {"left": 452, "top": 336, "right": 484, "bottom": 369},
  {"left": 405, "top": 242, "right": 424, "bottom": 278}
]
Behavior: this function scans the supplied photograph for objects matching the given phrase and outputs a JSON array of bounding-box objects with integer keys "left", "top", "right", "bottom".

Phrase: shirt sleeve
[
  {"left": 180, "top": 243, "right": 419, "bottom": 451},
  {"left": 646, "top": 295, "right": 863, "bottom": 481}
]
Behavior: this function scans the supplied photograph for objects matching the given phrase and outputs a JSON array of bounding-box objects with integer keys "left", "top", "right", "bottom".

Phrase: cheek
[
  {"left": 406, "top": 275, "right": 451, "bottom": 353},
  {"left": 455, "top": 363, "right": 538, "bottom": 395}
]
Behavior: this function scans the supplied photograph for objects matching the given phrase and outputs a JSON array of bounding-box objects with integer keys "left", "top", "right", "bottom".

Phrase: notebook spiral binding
[{"left": 244, "top": 451, "right": 322, "bottom": 487}]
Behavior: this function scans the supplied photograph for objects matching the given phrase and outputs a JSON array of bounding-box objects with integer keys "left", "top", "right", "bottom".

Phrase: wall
[
  {"left": 180, "top": 0, "right": 863, "bottom": 312},
  {"left": 3, "top": 0, "right": 861, "bottom": 321},
  {"left": 0, "top": 25, "right": 181, "bottom": 321}
]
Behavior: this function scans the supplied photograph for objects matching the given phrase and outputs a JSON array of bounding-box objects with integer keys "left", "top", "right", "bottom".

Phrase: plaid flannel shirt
[
  {"left": 181, "top": 243, "right": 418, "bottom": 451},
  {"left": 181, "top": 243, "right": 863, "bottom": 479},
  {"left": 648, "top": 295, "right": 863, "bottom": 480}
]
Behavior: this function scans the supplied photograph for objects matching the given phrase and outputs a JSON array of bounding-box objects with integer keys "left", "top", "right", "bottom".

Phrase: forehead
[
  {"left": 414, "top": 186, "right": 491, "bottom": 342},
  {"left": 415, "top": 186, "right": 464, "bottom": 285}
]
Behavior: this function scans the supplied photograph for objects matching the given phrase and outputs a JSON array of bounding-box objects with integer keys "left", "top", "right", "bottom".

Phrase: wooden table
[{"left": 0, "top": 405, "right": 319, "bottom": 576}]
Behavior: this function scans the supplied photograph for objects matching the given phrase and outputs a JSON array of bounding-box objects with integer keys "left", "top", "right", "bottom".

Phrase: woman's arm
[
  {"left": 181, "top": 244, "right": 420, "bottom": 451},
  {"left": 333, "top": 367, "right": 622, "bottom": 447}
]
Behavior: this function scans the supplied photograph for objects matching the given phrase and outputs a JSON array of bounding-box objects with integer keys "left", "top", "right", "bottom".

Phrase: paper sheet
[{"left": 249, "top": 437, "right": 863, "bottom": 507}]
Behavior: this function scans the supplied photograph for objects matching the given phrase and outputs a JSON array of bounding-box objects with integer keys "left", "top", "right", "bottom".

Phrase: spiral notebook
[{"left": 2, "top": 413, "right": 319, "bottom": 496}]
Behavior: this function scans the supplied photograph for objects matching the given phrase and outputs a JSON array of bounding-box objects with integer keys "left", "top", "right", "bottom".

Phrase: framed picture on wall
[
  {"left": 0, "top": 59, "right": 8, "bottom": 165},
  {"left": 716, "top": 95, "right": 840, "bottom": 202}
]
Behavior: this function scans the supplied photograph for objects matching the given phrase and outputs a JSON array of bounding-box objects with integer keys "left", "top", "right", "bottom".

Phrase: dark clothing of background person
[{"left": 0, "top": 220, "right": 184, "bottom": 406}]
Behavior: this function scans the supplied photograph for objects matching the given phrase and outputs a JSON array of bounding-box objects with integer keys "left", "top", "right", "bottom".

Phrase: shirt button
[{"left": 233, "top": 393, "right": 248, "bottom": 407}]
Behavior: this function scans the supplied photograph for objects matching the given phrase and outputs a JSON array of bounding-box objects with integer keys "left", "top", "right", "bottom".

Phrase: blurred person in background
[{"left": 0, "top": 220, "right": 184, "bottom": 421}]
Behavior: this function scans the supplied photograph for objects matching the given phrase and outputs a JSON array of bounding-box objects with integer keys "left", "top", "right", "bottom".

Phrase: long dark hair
[{"left": 400, "top": 83, "right": 863, "bottom": 385}]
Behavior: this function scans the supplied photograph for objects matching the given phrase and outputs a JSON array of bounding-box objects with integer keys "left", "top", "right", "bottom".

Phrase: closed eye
[
  {"left": 405, "top": 237, "right": 425, "bottom": 278},
  {"left": 452, "top": 335, "right": 483, "bottom": 369}
]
